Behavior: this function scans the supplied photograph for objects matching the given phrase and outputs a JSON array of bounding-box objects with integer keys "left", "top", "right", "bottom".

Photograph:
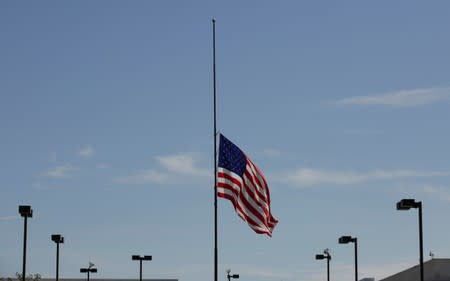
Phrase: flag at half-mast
[{"left": 217, "top": 134, "right": 278, "bottom": 236}]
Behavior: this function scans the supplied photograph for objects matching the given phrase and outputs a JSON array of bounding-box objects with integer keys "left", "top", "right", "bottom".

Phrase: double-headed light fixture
[
  {"left": 80, "top": 263, "right": 97, "bottom": 281},
  {"left": 396, "top": 198, "right": 424, "bottom": 281},
  {"left": 226, "top": 269, "right": 239, "bottom": 281},
  {"left": 315, "top": 248, "right": 331, "bottom": 281},
  {"left": 132, "top": 255, "right": 152, "bottom": 281}
]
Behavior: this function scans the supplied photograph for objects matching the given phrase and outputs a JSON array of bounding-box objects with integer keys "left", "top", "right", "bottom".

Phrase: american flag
[{"left": 217, "top": 134, "right": 278, "bottom": 236}]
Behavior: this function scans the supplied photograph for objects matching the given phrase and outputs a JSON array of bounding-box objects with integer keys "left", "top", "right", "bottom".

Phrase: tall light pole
[
  {"left": 51, "top": 234, "right": 64, "bottom": 281},
  {"left": 19, "top": 205, "right": 33, "bottom": 281},
  {"left": 80, "top": 264, "right": 97, "bottom": 281},
  {"left": 226, "top": 269, "right": 239, "bottom": 281},
  {"left": 132, "top": 255, "right": 152, "bottom": 281},
  {"left": 338, "top": 236, "right": 358, "bottom": 281},
  {"left": 397, "top": 198, "right": 424, "bottom": 281},
  {"left": 315, "top": 248, "right": 331, "bottom": 281}
]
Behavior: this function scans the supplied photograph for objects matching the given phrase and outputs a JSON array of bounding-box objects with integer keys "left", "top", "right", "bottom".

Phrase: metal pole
[
  {"left": 327, "top": 256, "right": 330, "bottom": 281},
  {"left": 354, "top": 238, "right": 358, "bottom": 281},
  {"left": 56, "top": 242, "right": 60, "bottom": 281},
  {"left": 22, "top": 216, "right": 27, "bottom": 281},
  {"left": 87, "top": 271, "right": 90, "bottom": 281},
  {"left": 212, "top": 18, "right": 218, "bottom": 281},
  {"left": 418, "top": 202, "right": 424, "bottom": 281},
  {"left": 140, "top": 259, "right": 143, "bottom": 281}
]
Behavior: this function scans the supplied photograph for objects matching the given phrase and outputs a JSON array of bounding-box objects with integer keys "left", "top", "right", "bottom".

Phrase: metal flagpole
[{"left": 212, "top": 18, "right": 218, "bottom": 281}]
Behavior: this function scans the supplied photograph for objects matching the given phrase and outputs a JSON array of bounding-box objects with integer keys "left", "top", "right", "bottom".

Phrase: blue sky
[{"left": 1, "top": 1, "right": 450, "bottom": 281}]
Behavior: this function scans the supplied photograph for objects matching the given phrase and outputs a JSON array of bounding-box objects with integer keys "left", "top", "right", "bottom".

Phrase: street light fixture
[
  {"left": 132, "top": 255, "right": 152, "bottom": 281},
  {"left": 226, "top": 269, "right": 239, "bottom": 281},
  {"left": 80, "top": 264, "right": 97, "bottom": 281},
  {"left": 315, "top": 248, "right": 331, "bottom": 281},
  {"left": 19, "top": 205, "right": 33, "bottom": 281},
  {"left": 51, "top": 234, "right": 64, "bottom": 281},
  {"left": 338, "top": 236, "right": 358, "bottom": 281},
  {"left": 396, "top": 198, "right": 424, "bottom": 281}
]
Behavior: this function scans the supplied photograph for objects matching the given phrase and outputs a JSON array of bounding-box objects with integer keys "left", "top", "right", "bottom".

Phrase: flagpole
[{"left": 212, "top": 18, "right": 218, "bottom": 281}]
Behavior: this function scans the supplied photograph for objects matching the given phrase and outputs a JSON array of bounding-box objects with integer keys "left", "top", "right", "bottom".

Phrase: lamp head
[
  {"left": 80, "top": 268, "right": 88, "bottom": 273},
  {"left": 19, "top": 205, "right": 33, "bottom": 217},
  {"left": 339, "top": 236, "right": 355, "bottom": 244},
  {"left": 316, "top": 254, "right": 325, "bottom": 260},
  {"left": 51, "top": 234, "right": 64, "bottom": 243},
  {"left": 397, "top": 199, "right": 419, "bottom": 210},
  {"left": 232, "top": 275, "right": 239, "bottom": 279},
  {"left": 143, "top": 255, "right": 152, "bottom": 260},
  {"left": 132, "top": 255, "right": 140, "bottom": 260}
]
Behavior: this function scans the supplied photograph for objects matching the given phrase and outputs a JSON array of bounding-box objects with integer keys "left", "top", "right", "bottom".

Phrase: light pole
[
  {"left": 19, "top": 205, "right": 33, "bottom": 281},
  {"left": 51, "top": 234, "right": 64, "bottom": 281},
  {"left": 226, "top": 269, "right": 239, "bottom": 281},
  {"left": 397, "top": 198, "right": 424, "bottom": 281},
  {"left": 80, "top": 264, "right": 97, "bottom": 281},
  {"left": 315, "top": 248, "right": 331, "bottom": 281},
  {"left": 338, "top": 236, "right": 358, "bottom": 281},
  {"left": 132, "top": 255, "right": 152, "bottom": 281}
]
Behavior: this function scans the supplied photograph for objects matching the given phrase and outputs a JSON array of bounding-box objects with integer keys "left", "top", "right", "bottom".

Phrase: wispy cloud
[
  {"left": 0, "top": 215, "right": 19, "bottom": 221},
  {"left": 337, "top": 87, "right": 450, "bottom": 107},
  {"left": 116, "top": 152, "right": 209, "bottom": 185},
  {"left": 115, "top": 169, "right": 171, "bottom": 185},
  {"left": 275, "top": 168, "right": 450, "bottom": 188},
  {"left": 42, "top": 164, "right": 77, "bottom": 178},
  {"left": 78, "top": 145, "right": 94, "bottom": 158},
  {"left": 157, "top": 153, "right": 209, "bottom": 177}
]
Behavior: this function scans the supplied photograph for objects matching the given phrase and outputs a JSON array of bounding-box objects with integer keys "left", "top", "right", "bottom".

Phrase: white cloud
[
  {"left": 78, "top": 145, "right": 94, "bottom": 158},
  {"left": 156, "top": 153, "right": 209, "bottom": 177},
  {"left": 337, "top": 87, "right": 450, "bottom": 107},
  {"left": 276, "top": 168, "right": 450, "bottom": 188},
  {"left": 42, "top": 164, "right": 77, "bottom": 178},
  {"left": 0, "top": 215, "right": 19, "bottom": 221},
  {"left": 115, "top": 153, "right": 210, "bottom": 185},
  {"left": 115, "top": 169, "right": 171, "bottom": 185}
]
